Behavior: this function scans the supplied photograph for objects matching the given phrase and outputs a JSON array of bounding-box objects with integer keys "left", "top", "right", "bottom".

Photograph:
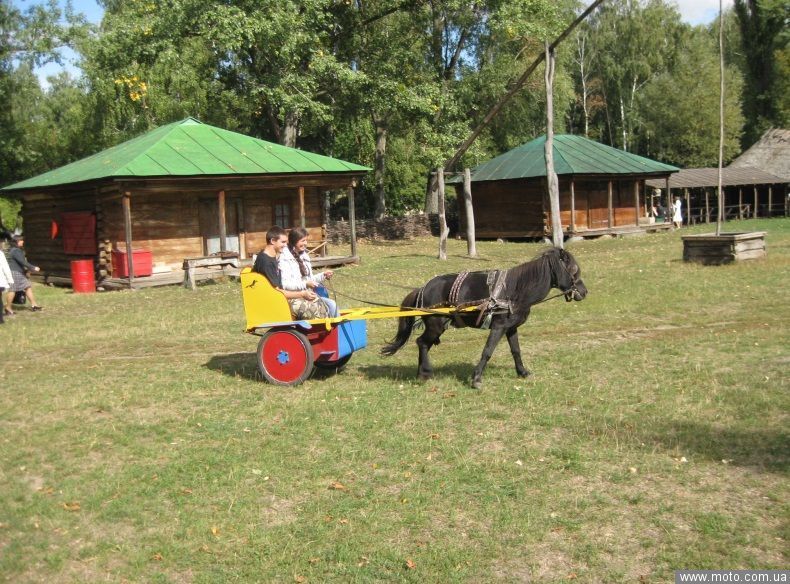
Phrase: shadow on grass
[
  {"left": 205, "top": 352, "right": 259, "bottom": 381},
  {"left": 641, "top": 419, "right": 789, "bottom": 474},
  {"left": 358, "top": 363, "right": 472, "bottom": 385}
]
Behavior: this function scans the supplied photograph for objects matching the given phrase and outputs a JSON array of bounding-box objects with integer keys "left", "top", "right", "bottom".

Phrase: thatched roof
[{"left": 729, "top": 128, "right": 790, "bottom": 180}]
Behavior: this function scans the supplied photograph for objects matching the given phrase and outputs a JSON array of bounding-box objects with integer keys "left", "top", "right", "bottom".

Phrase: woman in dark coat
[{"left": 4, "top": 235, "right": 42, "bottom": 315}]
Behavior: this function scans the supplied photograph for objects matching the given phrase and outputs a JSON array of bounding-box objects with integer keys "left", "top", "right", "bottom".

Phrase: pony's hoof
[
  {"left": 471, "top": 379, "right": 482, "bottom": 390},
  {"left": 417, "top": 372, "right": 434, "bottom": 382},
  {"left": 517, "top": 370, "right": 532, "bottom": 378}
]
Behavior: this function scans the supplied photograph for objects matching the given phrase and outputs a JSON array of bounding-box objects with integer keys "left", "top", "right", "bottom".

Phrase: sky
[{"left": 15, "top": 0, "right": 734, "bottom": 86}]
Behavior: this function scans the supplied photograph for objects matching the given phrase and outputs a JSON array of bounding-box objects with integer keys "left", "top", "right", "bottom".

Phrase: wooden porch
[{"left": 34, "top": 254, "right": 360, "bottom": 291}]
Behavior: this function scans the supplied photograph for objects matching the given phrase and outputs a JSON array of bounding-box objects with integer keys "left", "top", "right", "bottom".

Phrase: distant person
[
  {"left": 672, "top": 196, "right": 683, "bottom": 228},
  {"left": 0, "top": 246, "right": 13, "bottom": 322},
  {"left": 280, "top": 227, "right": 339, "bottom": 317},
  {"left": 253, "top": 226, "right": 327, "bottom": 319},
  {"left": 5, "top": 235, "right": 42, "bottom": 314}
]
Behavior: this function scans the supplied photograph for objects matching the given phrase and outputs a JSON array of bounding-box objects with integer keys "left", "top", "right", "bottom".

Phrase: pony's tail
[{"left": 381, "top": 288, "right": 420, "bottom": 356}]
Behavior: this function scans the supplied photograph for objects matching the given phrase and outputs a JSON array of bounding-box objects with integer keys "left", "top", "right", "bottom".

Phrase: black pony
[{"left": 381, "top": 247, "right": 587, "bottom": 388}]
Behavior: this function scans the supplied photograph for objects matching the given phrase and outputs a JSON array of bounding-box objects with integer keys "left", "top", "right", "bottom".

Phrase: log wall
[
  {"left": 20, "top": 178, "right": 338, "bottom": 283},
  {"left": 456, "top": 176, "right": 642, "bottom": 237}
]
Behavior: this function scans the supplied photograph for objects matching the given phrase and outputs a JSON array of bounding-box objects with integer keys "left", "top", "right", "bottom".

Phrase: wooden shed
[
  {"left": 451, "top": 134, "right": 678, "bottom": 238},
  {"left": 1, "top": 118, "right": 369, "bottom": 288}
]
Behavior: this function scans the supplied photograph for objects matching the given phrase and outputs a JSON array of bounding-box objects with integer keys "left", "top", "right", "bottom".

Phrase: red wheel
[{"left": 257, "top": 329, "right": 314, "bottom": 386}]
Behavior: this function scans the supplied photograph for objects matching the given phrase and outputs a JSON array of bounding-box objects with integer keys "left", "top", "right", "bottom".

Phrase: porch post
[
  {"left": 739, "top": 187, "right": 743, "bottom": 219},
  {"left": 218, "top": 190, "right": 227, "bottom": 253},
  {"left": 768, "top": 186, "right": 773, "bottom": 217},
  {"left": 685, "top": 188, "right": 690, "bottom": 225},
  {"left": 664, "top": 177, "right": 670, "bottom": 228},
  {"left": 633, "top": 180, "right": 639, "bottom": 226},
  {"left": 348, "top": 183, "right": 357, "bottom": 259},
  {"left": 570, "top": 178, "right": 576, "bottom": 232},
  {"left": 753, "top": 185, "right": 758, "bottom": 218},
  {"left": 705, "top": 188, "right": 710, "bottom": 223},
  {"left": 298, "top": 186, "right": 306, "bottom": 228},
  {"left": 607, "top": 180, "right": 613, "bottom": 229},
  {"left": 122, "top": 191, "right": 135, "bottom": 287}
]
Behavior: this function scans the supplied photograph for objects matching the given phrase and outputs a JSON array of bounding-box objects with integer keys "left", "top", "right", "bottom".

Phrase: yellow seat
[{"left": 240, "top": 268, "right": 293, "bottom": 331}]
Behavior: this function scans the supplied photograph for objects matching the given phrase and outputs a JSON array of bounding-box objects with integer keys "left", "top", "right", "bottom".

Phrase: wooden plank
[{"left": 348, "top": 184, "right": 357, "bottom": 258}]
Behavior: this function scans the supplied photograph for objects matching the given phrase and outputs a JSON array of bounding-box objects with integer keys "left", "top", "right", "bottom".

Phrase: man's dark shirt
[{"left": 253, "top": 252, "right": 282, "bottom": 288}]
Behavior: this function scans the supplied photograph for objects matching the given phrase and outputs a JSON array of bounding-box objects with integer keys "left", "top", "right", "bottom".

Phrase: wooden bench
[{"left": 183, "top": 254, "right": 240, "bottom": 290}]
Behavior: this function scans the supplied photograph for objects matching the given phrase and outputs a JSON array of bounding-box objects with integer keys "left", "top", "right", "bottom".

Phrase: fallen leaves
[
  {"left": 62, "top": 502, "right": 80, "bottom": 512},
  {"left": 328, "top": 481, "right": 347, "bottom": 491},
  {"left": 405, "top": 558, "right": 416, "bottom": 570}
]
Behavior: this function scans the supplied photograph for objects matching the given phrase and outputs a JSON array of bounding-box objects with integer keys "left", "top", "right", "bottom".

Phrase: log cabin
[
  {"left": 450, "top": 134, "right": 679, "bottom": 239},
  {"left": 1, "top": 118, "right": 369, "bottom": 288}
]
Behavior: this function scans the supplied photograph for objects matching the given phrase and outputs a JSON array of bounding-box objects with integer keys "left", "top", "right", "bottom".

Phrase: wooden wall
[
  {"left": 456, "top": 176, "right": 642, "bottom": 238},
  {"left": 21, "top": 178, "right": 339, "bottom": 281},
  {"left": 456, "top": 179, "right": 544, "bottom": 238},
  {"left": 20, "top": 186, "right": 106, "bottom": 277}
]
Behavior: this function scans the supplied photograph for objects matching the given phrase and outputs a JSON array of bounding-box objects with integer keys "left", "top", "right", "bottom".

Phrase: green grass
[{"left": 1, "top": 218, "right": 787, "bottom": 583}]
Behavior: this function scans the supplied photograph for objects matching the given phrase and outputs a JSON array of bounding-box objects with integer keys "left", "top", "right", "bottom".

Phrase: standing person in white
[
  {"left": 0, "top": 247, "right": 14, "bottom": 323},
  {"left": 672, "top": 196, "right": 683, "bottom": 229}
]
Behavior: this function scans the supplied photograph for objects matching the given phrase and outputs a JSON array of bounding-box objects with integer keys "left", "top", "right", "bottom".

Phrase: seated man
[{"left": 253, "top": 226, "right": 329, "bottom": 320}]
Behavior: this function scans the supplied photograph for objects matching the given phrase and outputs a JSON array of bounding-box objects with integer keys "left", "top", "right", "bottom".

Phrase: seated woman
[
  {"left": 253, "top": 226, "right": 328, "bottom": 319},
  {"left": 279, "top": 227, "right": 339, "bottom": 317}
]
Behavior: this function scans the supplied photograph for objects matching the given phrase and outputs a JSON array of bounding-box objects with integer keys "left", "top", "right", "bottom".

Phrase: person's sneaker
[{"left": 30, "top": 306, "right": 43, "bottom": 312}]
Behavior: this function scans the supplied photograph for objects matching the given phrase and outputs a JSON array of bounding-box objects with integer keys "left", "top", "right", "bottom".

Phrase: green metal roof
[
  {"left": 3, "top": 118, "right": 370, "bottom": 191},
  {"left": 454, "top": 134, "right": 678, "bottom": 183}
]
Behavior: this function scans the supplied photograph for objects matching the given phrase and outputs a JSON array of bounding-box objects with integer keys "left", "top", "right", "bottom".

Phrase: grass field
[{"left": 1, "top": 218, "right": 787, "bottom": 583}]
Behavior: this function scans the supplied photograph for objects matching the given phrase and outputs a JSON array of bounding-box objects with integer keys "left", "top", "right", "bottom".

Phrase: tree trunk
[
  {"left": 437, "top": 168, "right": 449, "bottom": 260},
  {"left": 545, "top": 42, "right": 564, "bottom": 249},
  {"left": 373, "top": 115, "right": 387, "bottom": 220},
  {"left": 282, "top": 110, "right": 299, "bottom": 148}
]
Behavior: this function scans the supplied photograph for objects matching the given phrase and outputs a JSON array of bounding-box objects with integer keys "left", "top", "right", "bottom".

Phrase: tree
[
  {"left": 584, "top": 0, "right": 685, "bottom": 152},
  {"left": 733, "top": 0, "right": 789, "bottom": 146},
  {"left": 640, "top": 28, "right": 744, "bottom": 167}
]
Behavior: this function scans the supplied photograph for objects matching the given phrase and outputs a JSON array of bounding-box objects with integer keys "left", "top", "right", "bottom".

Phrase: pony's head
[{"left": 553, "top": 249, "right": 587, "bottom": 302}]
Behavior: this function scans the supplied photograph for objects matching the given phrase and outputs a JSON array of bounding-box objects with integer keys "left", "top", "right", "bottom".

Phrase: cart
[{"left": 240, "top": 268, "right": 478, "bottom": 386}]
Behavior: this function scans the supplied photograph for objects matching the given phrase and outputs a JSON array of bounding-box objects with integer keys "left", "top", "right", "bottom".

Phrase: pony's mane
[{"left": 507, "top": 248, "right": 566, "bottom": 296}]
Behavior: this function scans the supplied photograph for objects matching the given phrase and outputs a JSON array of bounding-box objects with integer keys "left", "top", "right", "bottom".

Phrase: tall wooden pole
[
  {"left": 545, "top": 42, "right": 563, "bottom": 249},
  {"left": 753, "top": 185, "right": 758, "bottom": 218},
  {"left": 738, "top": 187, "right": 743, "bottom": 219},
  {"left": 716, "top": 0, "right": 725, "bottom": 236},
  {"left": 218, "top": 190, "right": 227, "bottom": 253},
  {"left": 437, "top": 168, "right": 449, "bottom": 260},
  {"left": 768, "top": 186, "right": 773, "bottom": 217},
  {"left": 122, "top": 191, "right": 135, "bottom": 287},
  {"left": 462, "top": 168, "right": 477, "bottom": 257},
  {"left": 347, "top": 184, "right": 357, "bottom": 259}
]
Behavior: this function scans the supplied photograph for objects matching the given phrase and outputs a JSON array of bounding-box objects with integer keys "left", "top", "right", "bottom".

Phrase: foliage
[
  {"left": 640, "top": 28, "right": 745, "bottom": 167},
  {"left": 1, "top": 0, "right": 784, "bottom": 224},
  {"left": 0, "top": 219, "right": 788, "bottom": 581},
  {"left": 733, "top": 0, "right": 789, "bottom": 146}
]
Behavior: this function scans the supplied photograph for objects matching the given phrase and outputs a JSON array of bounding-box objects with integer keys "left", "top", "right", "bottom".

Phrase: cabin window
[
  {"left": 61, "top": 211, "right": 97, "bottom": 255},
  {"left": 274, "top": 201, "right": 291, "bottom": 227}
]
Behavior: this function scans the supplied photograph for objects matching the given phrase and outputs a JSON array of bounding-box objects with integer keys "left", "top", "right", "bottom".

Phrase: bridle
[{"left": 555, "top": 252, "right": 583, "bottom": 302}]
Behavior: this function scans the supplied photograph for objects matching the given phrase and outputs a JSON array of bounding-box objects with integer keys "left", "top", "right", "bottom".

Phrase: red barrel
[{"left": 71, "top": 260, "right": 96, "bottom": 294}]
